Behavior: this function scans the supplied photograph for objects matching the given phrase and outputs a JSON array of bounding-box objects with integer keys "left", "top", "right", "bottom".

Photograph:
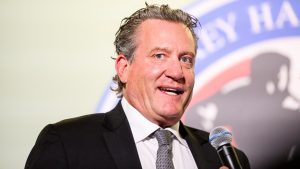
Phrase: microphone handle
[{"left": 217, "top": 143, "right": 243, "bottom": 169}]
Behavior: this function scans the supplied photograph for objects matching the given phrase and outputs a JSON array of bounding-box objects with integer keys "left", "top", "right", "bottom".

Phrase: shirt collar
[{"left": 121, "top": 98, "right": 188, "bottom": 147}]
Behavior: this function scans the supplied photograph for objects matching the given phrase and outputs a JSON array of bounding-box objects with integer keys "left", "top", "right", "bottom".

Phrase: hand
[{"left": 219, "top": 166, "right": 229, "bottom": 169}]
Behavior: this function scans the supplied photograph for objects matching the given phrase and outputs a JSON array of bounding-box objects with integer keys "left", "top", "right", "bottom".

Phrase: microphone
[{"left": 209, "top": 126, "right": 243, "bottom": 169}]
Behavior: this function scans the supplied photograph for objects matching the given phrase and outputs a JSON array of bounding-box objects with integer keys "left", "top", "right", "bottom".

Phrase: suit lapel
[
  {"left": 180, "top": 123, "right": 221, "bottom": 169},
  {"left": 101, "top": 103, "right": 220, "bottom": 169},
  {"left": 102, "top": 102, "right": 142, "bottom": 169}
]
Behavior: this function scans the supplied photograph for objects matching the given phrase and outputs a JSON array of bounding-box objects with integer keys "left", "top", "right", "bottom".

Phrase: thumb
[{"left": 219, "top": 166, "right": 229, "bottom": 169}]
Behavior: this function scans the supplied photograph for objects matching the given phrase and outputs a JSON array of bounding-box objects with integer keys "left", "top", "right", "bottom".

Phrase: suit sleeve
[{"left": 25, "top": 124, "right": 69, "bottom": 169}]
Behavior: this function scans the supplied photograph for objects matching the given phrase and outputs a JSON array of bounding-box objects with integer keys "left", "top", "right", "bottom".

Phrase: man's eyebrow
[
  {"left": 180, "top": 51, "right": 196, "bottom": 58},
  {"left": 148, "top": 47, "right": 171, "bottom": 54},
  {"left": 148, "top": 47, "right": 195, "bottom": 57}
]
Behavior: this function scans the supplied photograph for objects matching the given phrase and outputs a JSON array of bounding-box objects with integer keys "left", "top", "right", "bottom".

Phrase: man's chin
[{"left": 159, "top": 112, "right": 182, "bottom": 125}]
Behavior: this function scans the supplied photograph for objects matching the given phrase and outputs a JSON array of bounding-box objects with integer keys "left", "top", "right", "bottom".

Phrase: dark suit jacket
[{"left": 25, "top": 102, "right": 250, "bottom": 169}]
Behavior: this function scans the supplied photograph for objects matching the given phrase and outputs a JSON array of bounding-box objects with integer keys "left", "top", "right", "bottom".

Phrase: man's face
[{"left": 118, "top": 19, "right": 196, "bottom": 127}]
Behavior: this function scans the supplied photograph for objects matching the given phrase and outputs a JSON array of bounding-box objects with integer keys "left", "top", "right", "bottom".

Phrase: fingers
[{"left": 219, "top": 166, "right": 229, "bottom": 169}]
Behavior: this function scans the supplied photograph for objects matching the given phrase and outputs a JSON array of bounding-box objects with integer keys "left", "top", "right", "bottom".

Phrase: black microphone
[{"left": 209, "top": 126, "right": 243, "bottom": 169}]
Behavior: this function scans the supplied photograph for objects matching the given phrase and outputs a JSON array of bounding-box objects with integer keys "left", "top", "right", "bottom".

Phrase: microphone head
[{"left": 209, "top": 126, "right": 233, "bottom": 150}]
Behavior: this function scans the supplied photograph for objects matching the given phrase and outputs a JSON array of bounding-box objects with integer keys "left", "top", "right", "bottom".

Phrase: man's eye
[
  {"left": 154, "top": 54, "right": 165, "bottom": 59},
  {"left": 180, "top": 56, "right": 194, "bottom": 64}
]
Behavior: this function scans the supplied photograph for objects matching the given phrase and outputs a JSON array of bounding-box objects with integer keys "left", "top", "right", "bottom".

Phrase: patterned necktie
[{"left": 154, "top": 130, "right": 174, "bottom": 169}]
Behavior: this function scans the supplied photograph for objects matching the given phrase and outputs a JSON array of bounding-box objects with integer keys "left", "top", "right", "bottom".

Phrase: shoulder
[
  {"left": 54, "top": 101, "right": 124, "bottom": 131},
  {"left": 34, "top": 113, "right": 108, "bottom": 145},
  {"left": 39, "top": 102, "right": 124, "bottom": 138},
  {"left": 54, "top": 113, "right": 106, "bottom": 131}
]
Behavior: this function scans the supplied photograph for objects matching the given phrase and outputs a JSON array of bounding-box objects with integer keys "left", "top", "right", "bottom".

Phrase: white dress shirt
[{"left": 121, "top": 98, "right": 198, "bottom": 169}]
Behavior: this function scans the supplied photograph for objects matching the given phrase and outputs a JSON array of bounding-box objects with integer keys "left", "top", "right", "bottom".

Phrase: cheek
[
  {"left": 146, "top": 64, "right": 165, "bottom": 79},
  {"left": 129, "top": 64, "right": 159, "bottom": 86},
  {"left": 151, "top": 68, "right": 164, "bottom": 77},
  {"left": 186, "top": 71, "right": 195, "bottom": 87}
]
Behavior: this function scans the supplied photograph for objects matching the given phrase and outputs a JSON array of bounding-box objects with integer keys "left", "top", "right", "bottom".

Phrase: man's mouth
[{"left": 158, "top": 87, "right": 184, "bottom": 95}]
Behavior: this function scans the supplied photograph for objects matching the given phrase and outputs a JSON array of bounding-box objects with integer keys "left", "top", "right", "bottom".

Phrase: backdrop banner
[{"left": 97, "top": 1, "right": 300, "bottom": 168}]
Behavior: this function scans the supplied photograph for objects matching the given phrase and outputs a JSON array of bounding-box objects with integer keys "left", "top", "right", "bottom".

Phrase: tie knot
[{"left": 154, "top": 130, "right": 173, "bottom": 146}]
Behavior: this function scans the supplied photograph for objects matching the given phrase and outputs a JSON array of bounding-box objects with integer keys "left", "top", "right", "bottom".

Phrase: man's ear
[{"left": 115, "top": 54, "right": 129, "bottom": 83}]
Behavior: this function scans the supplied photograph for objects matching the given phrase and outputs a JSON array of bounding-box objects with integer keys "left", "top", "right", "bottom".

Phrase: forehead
[
  {"left": 135, "top": 19, "right": 196, "bottom": 53},
  {"left": 137, "top": 19, "right": 192, "bottom": 38}
]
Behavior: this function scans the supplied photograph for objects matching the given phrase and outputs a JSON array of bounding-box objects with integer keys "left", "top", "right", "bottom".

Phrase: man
[{"left": 25, "top": 4, "right": 250, "bottom": 169}]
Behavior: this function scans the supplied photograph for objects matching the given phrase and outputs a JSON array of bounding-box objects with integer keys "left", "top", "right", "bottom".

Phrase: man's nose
[{"left": 165, "top": 58, "right": 184, "bottom": 82}]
